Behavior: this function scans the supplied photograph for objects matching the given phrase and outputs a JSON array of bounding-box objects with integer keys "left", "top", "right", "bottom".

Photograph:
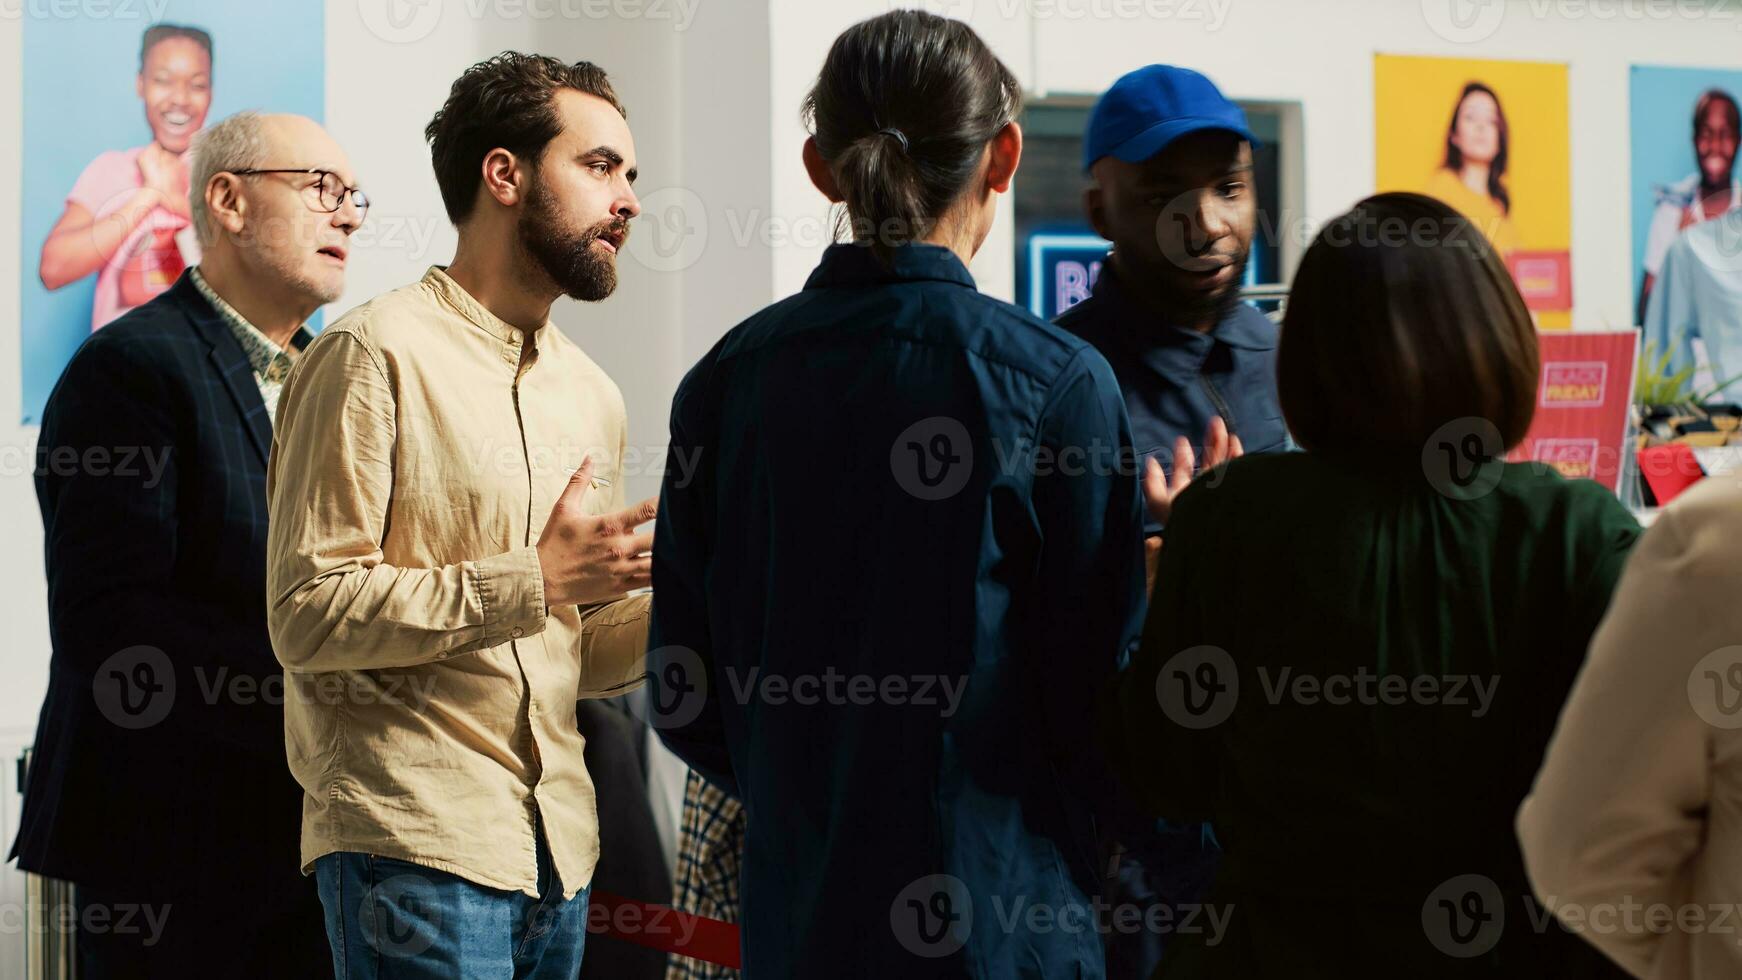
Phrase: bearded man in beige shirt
[{"left": 266, "top": 54, "right": 656, "bottom": 978}]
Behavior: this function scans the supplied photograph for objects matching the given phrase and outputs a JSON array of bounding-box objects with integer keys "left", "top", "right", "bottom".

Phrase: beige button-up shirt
[{"left": 266, "top": 266, "right": 649, "bottom": 899}]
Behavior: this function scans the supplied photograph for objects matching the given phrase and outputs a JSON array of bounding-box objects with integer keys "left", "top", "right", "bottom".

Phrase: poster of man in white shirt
[{"left": 1634, "top": 74, "right": 1741, "bottom": 327}]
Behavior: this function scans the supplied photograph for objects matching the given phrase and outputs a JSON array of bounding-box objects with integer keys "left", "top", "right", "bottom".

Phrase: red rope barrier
[{"left": 589, "top": 890, "right": 742, "bottom": 969}]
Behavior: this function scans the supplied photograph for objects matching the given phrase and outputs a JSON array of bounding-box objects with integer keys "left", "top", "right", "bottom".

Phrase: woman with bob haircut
[{"left": 1112, "top": 192, "right": 1639, "bottom": 977}]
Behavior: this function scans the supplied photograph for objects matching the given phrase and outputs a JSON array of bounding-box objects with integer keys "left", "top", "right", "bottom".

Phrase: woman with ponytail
[{"left": 647, "top": 10, "right": 1169, "bottom": 977}]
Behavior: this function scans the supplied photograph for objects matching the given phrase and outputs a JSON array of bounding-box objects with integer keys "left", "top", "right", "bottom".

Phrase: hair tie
[{"left": 876, "top": 127, "right": 910, "bottom": 152}]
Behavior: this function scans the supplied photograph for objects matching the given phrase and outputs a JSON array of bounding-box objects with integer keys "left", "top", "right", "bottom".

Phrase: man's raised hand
[{"left": 536, "top": 456, "right": 658, "bottom": 607}]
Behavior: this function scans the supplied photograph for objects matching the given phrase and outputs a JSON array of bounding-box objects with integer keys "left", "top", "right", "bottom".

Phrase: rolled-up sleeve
[
  {"left": 576, "top": 592, "right": 652, "bottom": 697},
  {"left": 266, "top": 328, "right": 548, "bottom": 673}
]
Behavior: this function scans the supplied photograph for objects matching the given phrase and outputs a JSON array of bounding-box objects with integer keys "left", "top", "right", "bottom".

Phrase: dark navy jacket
[
  {"left": 1055, "top": 261, "right": 1287, "bottom": 536},
  {"left": 14, "top": 273, "right": 311, "bottom": 897},
  {"left": 650, "top": 243, "right": 1146, "bottom": 978}
]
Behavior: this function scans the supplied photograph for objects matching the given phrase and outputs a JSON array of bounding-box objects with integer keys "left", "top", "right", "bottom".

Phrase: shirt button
[
  {"left": 510, "top": 626, "right": 525, "bottom": 638},
  {"left": 435, "top": 651, "right": 449, "bottom": 659}
]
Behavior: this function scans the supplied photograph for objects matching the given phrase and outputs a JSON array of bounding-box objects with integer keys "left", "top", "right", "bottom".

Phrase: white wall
[
  {"left": 0, "top": 3, "right": 41, "bottom": 731},
  {"left": 671, "top": 0, "right": 774, "bottom": 363},
  {"left": 767, "top": 0, "right": 1025, "bottom": 300},
  {"left": 0, "top": 17, "right": 53, "bottom": 968}
]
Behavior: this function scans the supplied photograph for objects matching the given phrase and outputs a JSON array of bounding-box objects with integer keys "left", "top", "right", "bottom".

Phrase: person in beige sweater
[{"left": 1519, "top": 475, "right": 1742, "bottom": 979}]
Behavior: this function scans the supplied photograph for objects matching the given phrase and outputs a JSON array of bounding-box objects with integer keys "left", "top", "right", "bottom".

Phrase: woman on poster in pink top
[{"left": 38, "top": 23, "right": 211, "bottom": 331}]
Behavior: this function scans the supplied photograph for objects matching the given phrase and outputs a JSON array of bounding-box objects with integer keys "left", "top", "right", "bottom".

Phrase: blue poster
[
  {"left": 21, "top": 0, "right": 325, "bottom": 423},
  {"left": 1629, "top": 64, "right": 1742, "bottom": 326}
]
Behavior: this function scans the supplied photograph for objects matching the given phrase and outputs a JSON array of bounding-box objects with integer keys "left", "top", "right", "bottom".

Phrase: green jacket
[{"left": 1115, "top": 451, "right": 1641, "bottom": 978}]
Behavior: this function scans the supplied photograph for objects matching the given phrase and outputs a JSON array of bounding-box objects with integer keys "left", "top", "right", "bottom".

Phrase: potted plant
[{"left": 1633, "top": 336, "right": 1742, "bottom": 446}]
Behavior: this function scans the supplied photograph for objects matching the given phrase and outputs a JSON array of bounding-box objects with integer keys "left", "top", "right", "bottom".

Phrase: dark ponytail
[{"left": 801, "top": 10, "right": 1021, "bottom": 264}]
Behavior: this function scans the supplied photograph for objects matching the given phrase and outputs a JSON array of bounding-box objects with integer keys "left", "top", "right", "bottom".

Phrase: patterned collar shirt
[{"left": 188, "top": 266, "right": 312, "bottom": 421}]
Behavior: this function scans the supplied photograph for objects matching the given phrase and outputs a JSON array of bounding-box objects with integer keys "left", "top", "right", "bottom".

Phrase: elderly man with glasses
[{"left": 12, "top": 109, "right": 364, "bottom": 979}]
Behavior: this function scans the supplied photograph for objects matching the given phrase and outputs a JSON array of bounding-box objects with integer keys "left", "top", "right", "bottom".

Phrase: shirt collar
[
  {"left": 188, "top": 266, "right": 311, "bottom": 382},
  {"left": 803, "top": 242, "right": 979, "bottom": 292},
  {"left": 1090, "top": 258, "right": 1275, "bottom": 352},
  {"left": 423, "top": 265, "right": 546, "bottom": 347}
]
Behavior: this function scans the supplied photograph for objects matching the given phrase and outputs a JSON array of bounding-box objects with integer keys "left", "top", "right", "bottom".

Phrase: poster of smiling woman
[
  {"left": 20, "top": 1, "right": 323, "bottom": 423},
  {"left": 1375, "top": 53, "right": 1574, "bottom": 329}
]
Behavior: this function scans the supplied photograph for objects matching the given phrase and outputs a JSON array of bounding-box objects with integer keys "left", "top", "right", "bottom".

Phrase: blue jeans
[{"left": 314, "top": 836, "right": 589, "bottom": 979}]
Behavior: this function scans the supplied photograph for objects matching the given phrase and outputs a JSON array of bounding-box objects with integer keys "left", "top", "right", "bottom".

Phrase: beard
[
  {"left": 518, "top": 179, "right": 627, "bottom": 303},
  {"left": 1161, "top": 247, "right": 1251, "bottom": 328}
]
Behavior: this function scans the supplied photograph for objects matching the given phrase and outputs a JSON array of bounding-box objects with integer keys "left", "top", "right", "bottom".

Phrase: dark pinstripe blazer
[{"left": 12, "top": 271, "right": 310, "bottom": 892}]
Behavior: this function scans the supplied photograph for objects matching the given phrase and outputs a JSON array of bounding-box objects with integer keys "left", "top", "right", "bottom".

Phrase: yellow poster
[{"left": 1376, "top": 54, "right": 1572, "bottom": 329}]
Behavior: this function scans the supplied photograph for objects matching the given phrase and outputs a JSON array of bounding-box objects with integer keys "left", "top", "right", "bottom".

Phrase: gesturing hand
[
  {"left": 535, "top": 456, "right": 659, "bottom": 607},
  {"left": 1142, "top": 416, "right": 1243, "bottom": 528}
]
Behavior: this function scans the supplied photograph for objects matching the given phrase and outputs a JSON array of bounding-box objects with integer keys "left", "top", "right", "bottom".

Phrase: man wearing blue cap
[
  {"left": 1060, "top": 64, "right": 1287, "bottom": 492},
  {"left": 1058, "top": 64, "right": 1287, "bottom": 979}
]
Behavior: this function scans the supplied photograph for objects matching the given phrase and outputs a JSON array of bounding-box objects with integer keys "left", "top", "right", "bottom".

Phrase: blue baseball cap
[{"left": 1082, "top": 65, "right": 1255, "bottom": 173}]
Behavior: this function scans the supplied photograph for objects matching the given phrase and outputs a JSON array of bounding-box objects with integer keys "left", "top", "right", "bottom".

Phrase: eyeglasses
[{"left": 230, "top": 168, "right": 370, "bottom": 223}]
